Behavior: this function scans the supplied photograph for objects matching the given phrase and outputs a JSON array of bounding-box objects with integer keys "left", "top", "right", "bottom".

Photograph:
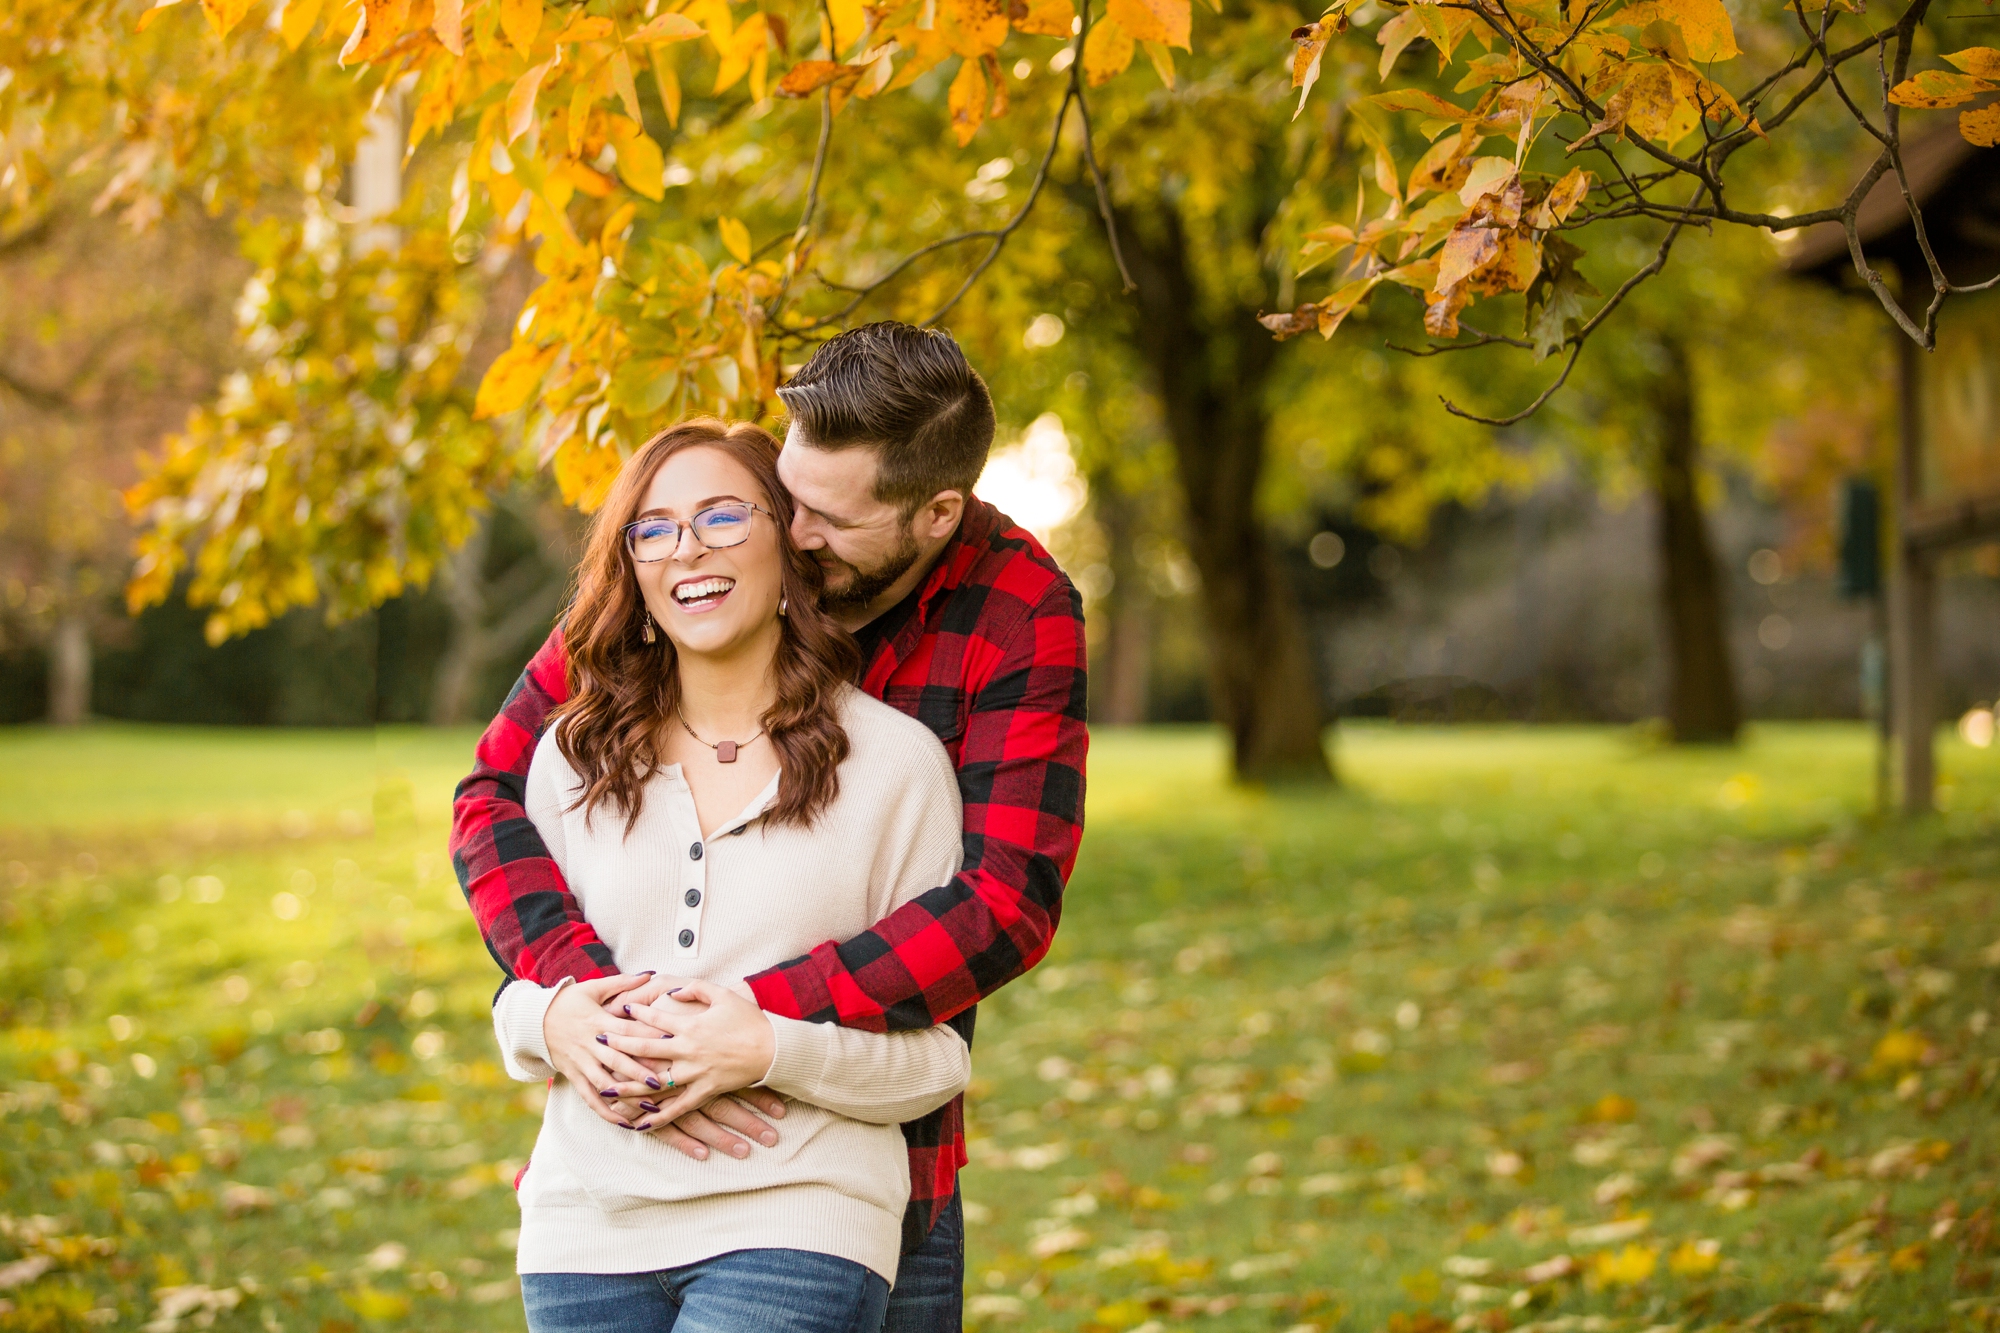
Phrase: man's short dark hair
[{"left": 776, "top": 322, "right": 996, "bottom": 513}]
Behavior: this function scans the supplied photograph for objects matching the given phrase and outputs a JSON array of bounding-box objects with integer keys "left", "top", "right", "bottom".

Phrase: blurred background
[{"left": 3, "top": 1, "right": 2000, "bottom": 1329}]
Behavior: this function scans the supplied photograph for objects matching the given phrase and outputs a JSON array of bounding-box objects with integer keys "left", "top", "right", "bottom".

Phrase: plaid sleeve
[
  {"left": 449, "top": 624, "right": 619, "bottom": 986},
  {"left": 746, "top": 579, "right": 1089, "bottom": 1033}
]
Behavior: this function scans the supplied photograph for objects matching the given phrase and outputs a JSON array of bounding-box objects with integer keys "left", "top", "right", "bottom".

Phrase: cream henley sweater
[{"left": 491, "top": 685, "right": 970, "bottom": 1282}]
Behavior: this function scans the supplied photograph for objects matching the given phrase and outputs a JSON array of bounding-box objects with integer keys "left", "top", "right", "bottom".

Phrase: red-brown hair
[{"left": 552, "top": 418, "right": 859, "bottom": 832}]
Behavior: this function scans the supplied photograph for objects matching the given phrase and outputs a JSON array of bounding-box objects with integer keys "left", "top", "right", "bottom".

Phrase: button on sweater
[{"left": 492, "top": 686, "right": 970, "bottom": 1282}]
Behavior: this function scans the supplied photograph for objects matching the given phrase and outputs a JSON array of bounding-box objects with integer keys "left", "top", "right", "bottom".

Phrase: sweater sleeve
[
  {"left": 754, "top": 716, "right": 971, "bottom": 1123},
  {"left": 489, "top": 740, "right": 580, "bottom": 1082},
  {"left": 493, "top": 977, "right": 572, "bottom": 1082},
  {"left": 759, "top": 1018, "right": 970, "bottom": 1125}
]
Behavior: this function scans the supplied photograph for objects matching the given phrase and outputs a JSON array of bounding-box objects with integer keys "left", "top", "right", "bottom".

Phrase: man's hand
[
  {"left": 598, "top": 975, "right": 785, "bottom": 1160},
  {"left": 543, "top": 975, "right": 670, "bottom": 1129},
  {"left": 601, "top": 980, "right": 783, "bottom": 1137}
]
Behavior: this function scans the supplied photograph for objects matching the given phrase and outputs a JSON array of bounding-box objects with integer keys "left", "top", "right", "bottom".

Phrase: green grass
[{"left": 1, "top": 722, "right": 1997, "bottom": 1333}]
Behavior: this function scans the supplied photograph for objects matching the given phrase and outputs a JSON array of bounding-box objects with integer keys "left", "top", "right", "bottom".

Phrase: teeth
[{"left": 674, "top": 578, "right": 735, "bottom": 603}]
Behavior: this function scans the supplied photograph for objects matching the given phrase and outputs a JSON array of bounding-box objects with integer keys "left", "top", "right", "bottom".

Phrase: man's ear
[{"left": 914, "top": 490, "right": 965, "bottom": 542}]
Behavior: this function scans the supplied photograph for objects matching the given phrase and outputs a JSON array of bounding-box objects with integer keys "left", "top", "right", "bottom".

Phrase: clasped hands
[{"left": 542, "top": 973, "right": 785, "bottom": 1161}]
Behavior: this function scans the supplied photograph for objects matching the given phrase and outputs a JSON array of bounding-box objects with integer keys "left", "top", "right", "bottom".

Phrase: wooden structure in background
[{"left": 1788, "top": 130, "right": 2000, "bottom": 815}]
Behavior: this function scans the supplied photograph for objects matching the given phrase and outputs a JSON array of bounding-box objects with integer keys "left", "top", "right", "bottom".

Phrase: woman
[{"left": 490, "top": 419, "right": 969, "bottom": 1332}]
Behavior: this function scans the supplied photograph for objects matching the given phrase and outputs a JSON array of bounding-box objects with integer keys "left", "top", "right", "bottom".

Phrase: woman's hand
[
  {"left": 601, "top": 979, "right": 781, "bottom": 1137},
  {"left": 599, "top": 975, "right": 785, "bottom": 1161},
  {"left": 542, "top": 975, "right": 673, "bottom": 1128}
]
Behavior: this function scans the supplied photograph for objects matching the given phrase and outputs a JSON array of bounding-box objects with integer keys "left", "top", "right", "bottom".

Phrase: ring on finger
[{"left": 664, "top": 1063, "right": 676, "bottom": 1091}]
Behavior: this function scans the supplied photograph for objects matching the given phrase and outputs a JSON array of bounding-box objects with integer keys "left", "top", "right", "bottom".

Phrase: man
[{"left": 450, "top": 322, "right": 1089, "bottom": 1331}]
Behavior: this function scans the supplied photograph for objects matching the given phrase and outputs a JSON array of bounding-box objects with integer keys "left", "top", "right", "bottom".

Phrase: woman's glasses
[{"left": 623, "top": 502, "right": 770, "bottom": 563}]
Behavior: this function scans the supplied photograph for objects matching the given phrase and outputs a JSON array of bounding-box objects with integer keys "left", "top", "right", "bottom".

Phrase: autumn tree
[{"left": 10, "top": 0, "right": 1994, "bottom": 771}]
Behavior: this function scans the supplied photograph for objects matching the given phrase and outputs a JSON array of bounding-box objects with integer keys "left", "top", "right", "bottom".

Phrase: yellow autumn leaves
[{"left": 1888, "top": 47, "right": 2000, "bottom": 147}]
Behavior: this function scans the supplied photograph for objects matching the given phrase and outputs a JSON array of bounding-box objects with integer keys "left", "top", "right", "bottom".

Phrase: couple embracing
[{"left": 448, "top": 321, "right": 1090, "bottom": 1332}]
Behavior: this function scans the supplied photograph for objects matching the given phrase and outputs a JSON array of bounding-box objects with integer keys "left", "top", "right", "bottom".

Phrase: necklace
[{"left": 676, "top": 706, "right": 764, "bottom": 764}]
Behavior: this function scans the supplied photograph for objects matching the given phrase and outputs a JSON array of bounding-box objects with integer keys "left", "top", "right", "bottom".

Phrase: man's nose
[{"left": 790, "top": 510, "right": 824, "bottom": 550}]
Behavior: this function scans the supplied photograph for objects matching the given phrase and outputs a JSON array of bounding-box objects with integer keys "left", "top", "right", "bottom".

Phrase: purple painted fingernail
[
  {"left": 646, "top": 1077, "right": 662, "bottom": 1090},
  {"left": 641, "top": 970, "right": 657, "bottom": 976},
  {"left": 622, "top": 1005, "right": 634, "bottom": 1017},
  {"left": 634, "top": 1121, "right": 651, "bottom": 1131},
  {"left": 666, "top": 987, "right": 683, "bottom": 996},
  {"left": 615, "top": 1122, "right": 632, "bottom": 1130},
  {"left": 640, "top": 1102, "right": 661, "bottom": 1113},
  {"left": 600, "top": 1088, "right": 618, "bottom": 1098}
]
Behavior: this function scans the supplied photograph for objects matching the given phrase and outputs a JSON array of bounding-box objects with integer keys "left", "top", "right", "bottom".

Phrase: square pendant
[{"left": 716, "top": 740, "right": 738, "bottom": 763}]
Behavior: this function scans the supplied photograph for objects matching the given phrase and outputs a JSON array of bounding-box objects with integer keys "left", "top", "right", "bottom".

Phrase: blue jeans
[
  {"left": 522, "top": 1250, "right": 890, "bottom": 1333},
  {"left": 881, "top": 1189, "right": 963, "bottom": 1333}
]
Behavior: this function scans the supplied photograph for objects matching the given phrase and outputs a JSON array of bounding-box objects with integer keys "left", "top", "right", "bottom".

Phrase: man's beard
[{"left": 818, "top": 529, "right": 922, "bottom": 615}]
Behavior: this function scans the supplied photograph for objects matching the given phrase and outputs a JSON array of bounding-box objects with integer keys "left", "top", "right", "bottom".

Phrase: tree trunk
[
  {"left": 1650, "top": 335, "right": 1740, "bottom": 744},
  {"left": 48, "top": 609, "right": 91, "bottom": 725},
  {"left": 1090, "top": 477, "right": 1151, "bottom": 726},
  {"left": 1116, "top": 206, "right": 1332, "bottom": 783}
]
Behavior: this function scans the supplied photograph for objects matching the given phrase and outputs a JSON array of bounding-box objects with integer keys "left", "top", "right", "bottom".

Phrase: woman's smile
[{"left": 672, "top": 575, "right": 737, "bottom": 613}]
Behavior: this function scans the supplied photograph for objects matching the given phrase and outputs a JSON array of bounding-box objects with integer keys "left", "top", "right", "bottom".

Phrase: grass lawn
[{"left": 1, "top": 721, "right": 1997, "bottom": 1333}]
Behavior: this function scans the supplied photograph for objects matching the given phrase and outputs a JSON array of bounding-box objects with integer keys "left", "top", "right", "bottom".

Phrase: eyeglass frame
[{"left": 622, "top": 501, "right": 774, "bottom": 564}]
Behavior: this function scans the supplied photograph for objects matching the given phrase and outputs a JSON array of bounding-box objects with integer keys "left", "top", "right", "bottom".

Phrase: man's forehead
[{"left": 779, "top": 427, "right": 886, "bottom": 493}]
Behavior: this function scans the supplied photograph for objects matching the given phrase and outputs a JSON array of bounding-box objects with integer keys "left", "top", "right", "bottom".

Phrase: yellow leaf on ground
[
  {"left": 1107, "top": 0, "right": 1188, "bottom": 48},
  {"left": 475, "top": 341, "right": 558, "bottom": 418},
  {"left": 1013, "top": 0, "right": 1074, "bottom": 37},
  {"left": 948, "top": 57, "right": 988, "bottom": 143},
  {"left": 1592, "top": 1244, "right": 1660, "bottom": 1287},
  {"left": 718, "top": 215, "right": 752, "bottom": 262},
  {"left": 607, "top": 116, "right": 666, "bottom": 200},
  {"left": 1943, "top": 46, "right": 2000, "bottom": 79},
  {"left": 1082, "top": 16, "right": 1134, "bottom": 85},
  {"left": 1963, "top": 102, "right": 2000, "bottom": 146},
  {"left": 501, "top": 0, "right": 542, "bottom": 56},
  {"left": 279, "top": 0, "right": 325, "bottom": 47},
  {"left": 1668, "top": 1239, "right": 1721, "bottom": 1277}
]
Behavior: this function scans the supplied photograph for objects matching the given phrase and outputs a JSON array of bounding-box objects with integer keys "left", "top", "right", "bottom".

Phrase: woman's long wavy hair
[{"left": 552, "top": 418, "right": 859, "bottom": 833}]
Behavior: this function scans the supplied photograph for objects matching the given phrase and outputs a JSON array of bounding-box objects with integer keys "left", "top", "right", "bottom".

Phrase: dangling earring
[
  {"left": 779, "top": 594, "right": 789, "bottom": 618},
  {"left": 642, "top": 614, "right": 657, "bottom": 644}
]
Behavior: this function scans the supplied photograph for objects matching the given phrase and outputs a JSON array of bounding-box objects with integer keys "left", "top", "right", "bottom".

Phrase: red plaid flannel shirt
[{"left": 450, "top": 498, "right": 1089, "bottom": 1249}]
